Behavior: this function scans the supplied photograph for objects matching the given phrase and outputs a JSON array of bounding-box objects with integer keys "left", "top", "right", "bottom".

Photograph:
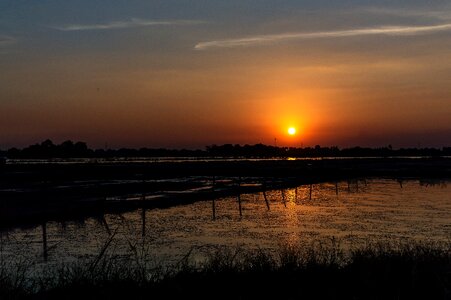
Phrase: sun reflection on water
[{"left": 0, "top": 179, "right": 450, "bottom": 269}]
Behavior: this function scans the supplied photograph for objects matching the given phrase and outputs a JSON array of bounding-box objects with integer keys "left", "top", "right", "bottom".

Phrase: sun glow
[{"left": 288, "top": 127, "right": 296, "bottom": 135}]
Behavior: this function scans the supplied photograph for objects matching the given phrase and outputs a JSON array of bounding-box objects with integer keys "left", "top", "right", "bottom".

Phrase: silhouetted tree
[{"left": 3, "top": 140, "right": 449, "bottom": 159}]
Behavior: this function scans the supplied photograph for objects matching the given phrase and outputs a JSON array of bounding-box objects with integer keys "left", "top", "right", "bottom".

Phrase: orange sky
[{"left": 1, "top": 1, "right": 450, "bottom": 149}]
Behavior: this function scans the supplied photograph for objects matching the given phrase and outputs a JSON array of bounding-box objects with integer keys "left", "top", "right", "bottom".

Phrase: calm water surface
[{"left": 1, "top": 179, "right": 450, "bottom": 268}]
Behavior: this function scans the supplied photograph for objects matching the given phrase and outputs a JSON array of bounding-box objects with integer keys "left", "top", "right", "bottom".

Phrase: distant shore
[{"left": 2, "top": 139, "right": 450, "bottom": 160}]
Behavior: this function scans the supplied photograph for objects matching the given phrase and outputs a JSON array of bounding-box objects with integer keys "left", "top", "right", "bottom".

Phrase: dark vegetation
[
  {"left": 1, "top": 139, "right": 450, "bottom": 159},
  {"left": 0, "top": 241, "right": 449, "bottom": 300}
]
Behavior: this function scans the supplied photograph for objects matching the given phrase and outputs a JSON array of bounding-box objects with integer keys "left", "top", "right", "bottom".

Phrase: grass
[{"left": 0, "top": 240, "right": 450, "bottom": 300}]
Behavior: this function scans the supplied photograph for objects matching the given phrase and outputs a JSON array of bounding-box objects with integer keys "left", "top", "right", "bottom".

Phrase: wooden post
[
  {"left": 335, "top": 182, "right": 339, "bottom": 196},
  {"left": 102, "top": 216, "right": 111, "bottom": 235},
  {"left": 263, "top": 179, "right": 270, "bottom": 210},
  {"left": 263, "top": 191, "right": 270, "bottom": 210},
  {"left": 141, "top": 208, "right": 146, "bottom": 237},
  {"left": 211, "top": 175, "right": 216, "bottom": 220},
  {"left": 237, "top": 194, "right": 242, "bottom": 217},
  {"left": 237, "top": 177, "right": 242, "bottom": 217},
  {"left": 281, "top": 190, "right": 286, "bottom": 207},
  {"left": 61, "top": 221, "right": 67, "bottom": 231},
  {"left": 42, "top": 222, "right": 48, "bottom": 260},
  {"left": 309, "top": 184, "right": 312, "bottom": 200},
  {"left": 141, "top": 193, "right": 146, "bottom": 237},
  {"left": 347, "top": 181, "right": 351, "bottom": 193}
]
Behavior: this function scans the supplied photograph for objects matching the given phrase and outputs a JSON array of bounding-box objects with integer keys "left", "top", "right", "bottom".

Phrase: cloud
[
  {"left": 195, "top": 23, "right": 451, "bottom": 50},
  {"left": 54, "top": 18, "right": 206, "bottom": 31},
  {"left": 0, "top": 35, "right": 16, "bottom": 46},
  {"left": 361, "top": 7, "right": 451, "bottom": 21}
]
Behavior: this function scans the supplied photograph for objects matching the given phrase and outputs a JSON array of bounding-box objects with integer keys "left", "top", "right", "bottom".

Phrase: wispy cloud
[
  {"left": 0, "top": 35, "right": 16, "bottom": 46},
  {"left": 361, "top": 7, "right": 451, "bottom": 21},
  {"left": 54, "top": 18, "right": 206, "bottom": 31},
  {"left": 195, "top": 23, "right": 451, "bottom": 50}
]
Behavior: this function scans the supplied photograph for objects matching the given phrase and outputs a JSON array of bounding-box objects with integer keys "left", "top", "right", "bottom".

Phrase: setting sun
[{"left": 288, "top": 127, "right": 296, "bottom": 135}]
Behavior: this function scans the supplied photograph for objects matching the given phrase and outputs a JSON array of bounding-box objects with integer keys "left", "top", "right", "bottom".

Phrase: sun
[{"left": 288, "top": 127, "right": 296, "bottom": 135}]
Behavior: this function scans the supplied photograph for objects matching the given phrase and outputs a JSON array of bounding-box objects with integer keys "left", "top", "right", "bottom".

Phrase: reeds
[{"left": 0, "top": 240, "right": 449, "bottom": 299}]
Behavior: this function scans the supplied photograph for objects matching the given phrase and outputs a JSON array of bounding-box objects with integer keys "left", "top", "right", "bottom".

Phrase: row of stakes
[
  {"left": 210, "top": 177, "right": 369, "bottom": 220},
  {"left": 37, "top": 177, "right": 408, "bottom": 260}
]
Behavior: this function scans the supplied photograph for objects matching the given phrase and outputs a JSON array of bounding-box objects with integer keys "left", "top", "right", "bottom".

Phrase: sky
[{"left": 1, "top": 0, "right": 450, "bottom": 150}]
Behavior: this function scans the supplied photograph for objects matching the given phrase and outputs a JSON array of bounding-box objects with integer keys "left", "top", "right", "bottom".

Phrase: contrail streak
[{"left": 195, "top": 23, "right": 451, "bottom": 50}]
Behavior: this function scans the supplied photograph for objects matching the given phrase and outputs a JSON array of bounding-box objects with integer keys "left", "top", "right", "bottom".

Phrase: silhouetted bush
[{"left": 2, "top": 139, "right": 450, "bottom": 159}]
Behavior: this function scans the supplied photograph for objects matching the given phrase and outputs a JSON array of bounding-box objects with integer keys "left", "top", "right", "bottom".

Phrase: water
[
  {"left": 1, "top": 179, "right": 450, "bottom": 269},
  {"left": 5, "top": 156, "right": 446, "bottom": 165},
  {"left": 5, "top": 157, "right": 294, "bottom": 164}
]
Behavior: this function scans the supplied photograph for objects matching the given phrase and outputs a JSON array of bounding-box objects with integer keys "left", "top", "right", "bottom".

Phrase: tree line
[{"left": 1, "top": 139, "right": 450, "bottom": 159}]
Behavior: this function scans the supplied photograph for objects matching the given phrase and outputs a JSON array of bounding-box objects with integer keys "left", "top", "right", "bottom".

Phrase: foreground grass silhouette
[{"left": 1, "top": 241, "right": 450, "bottom": 300}]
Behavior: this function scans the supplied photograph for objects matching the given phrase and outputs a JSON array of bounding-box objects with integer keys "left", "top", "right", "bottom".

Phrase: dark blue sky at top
[
  {"left": 1, "top": 0, "right": 447, "bottom": 31},
  {"left": 2, "top": 0, "right": 448, "bottom": 67}
]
